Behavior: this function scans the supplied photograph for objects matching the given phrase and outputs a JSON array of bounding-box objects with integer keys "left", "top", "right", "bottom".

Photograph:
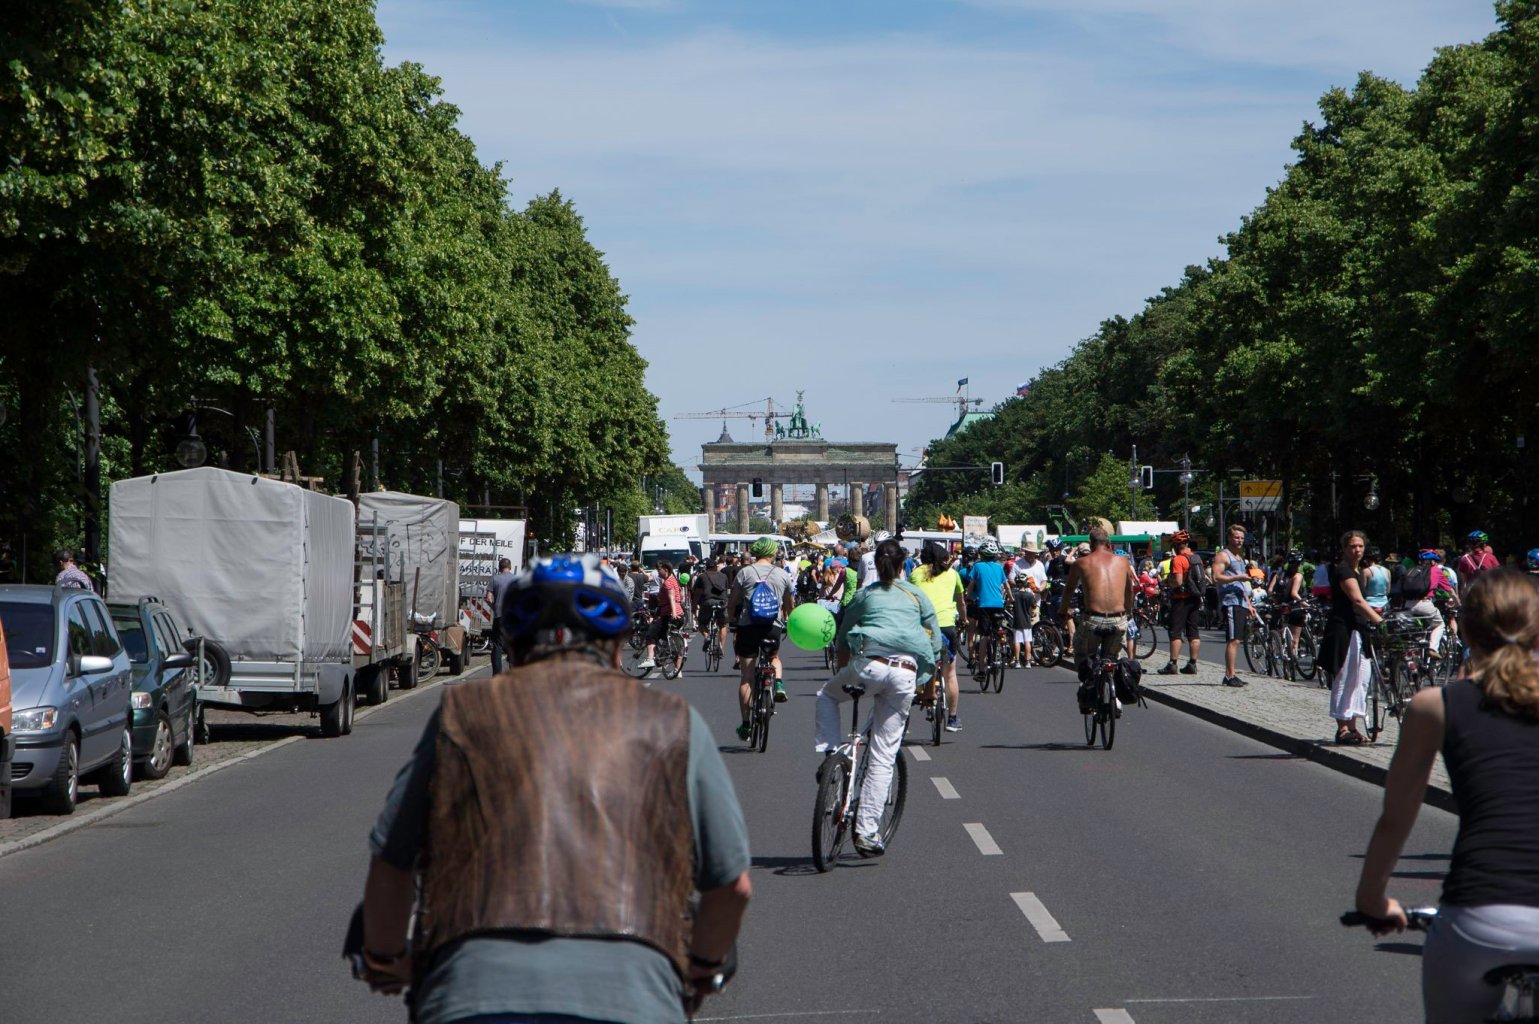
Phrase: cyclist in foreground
[
  {"left": 1353, "top": 568, "right": 1539, "bottom": 1024},
  {"left": 358, "top": 553, "right": 751, "bottom": 1023},
  {"left": 729, "top": 537, "right": 794, "bottom": 741},
  {"left": 907, "top": 540, "right": 966, "bottom": 732},
  {"left": 814, "top": 538, "right": 941, "bottom": 857}
]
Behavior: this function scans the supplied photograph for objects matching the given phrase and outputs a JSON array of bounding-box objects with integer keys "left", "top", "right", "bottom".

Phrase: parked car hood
[{"left": 10, "top": 665, "right": 60, "bottom": 708}]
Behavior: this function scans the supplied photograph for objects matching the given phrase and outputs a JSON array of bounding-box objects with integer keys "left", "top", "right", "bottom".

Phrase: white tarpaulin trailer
[
  {"left": 107, "top": 468, "right": 358, "bottom": 731},
  {"left": 359, "top": 491, "right": 458, "bottom": 627}
]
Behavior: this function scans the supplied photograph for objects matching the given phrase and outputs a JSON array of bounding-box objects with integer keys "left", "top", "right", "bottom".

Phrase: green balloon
[
  {"left": 678, "top": 572, "right": 691, "bottom": 587},
  {"left": 787, "top": 602, "right": 837, "bottom": 650}
]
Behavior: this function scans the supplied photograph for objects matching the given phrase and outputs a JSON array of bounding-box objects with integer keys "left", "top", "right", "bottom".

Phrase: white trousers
[
  {"left": 815, "top": 657, "right": 916, "bottom": 838},
  {"left": 1330, "top": 631, "right": 1370, "bottom": 722}
]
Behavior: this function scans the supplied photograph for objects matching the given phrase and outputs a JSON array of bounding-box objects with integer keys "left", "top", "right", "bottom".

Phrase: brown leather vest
[{"left": 417, "top": 661, "right": 694, "bottom": 977}]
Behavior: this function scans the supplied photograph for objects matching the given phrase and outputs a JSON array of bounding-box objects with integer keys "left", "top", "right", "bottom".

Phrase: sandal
[{"left": 1336, "top": 730, "right": 1366, "bottom": 746}]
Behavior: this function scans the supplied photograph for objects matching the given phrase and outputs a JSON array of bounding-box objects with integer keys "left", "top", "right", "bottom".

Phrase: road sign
[{"left": 1239, "top": 480, "right": 1283, "bottom": 512}]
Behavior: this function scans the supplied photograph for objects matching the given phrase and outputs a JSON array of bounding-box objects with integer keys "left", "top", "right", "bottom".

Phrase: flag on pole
[
  {"left": 1015, "top": 381, "right": 1032, "bottom": 397},
  {"left": 956, "top": 377, "right": 968, "bottom": 391}
]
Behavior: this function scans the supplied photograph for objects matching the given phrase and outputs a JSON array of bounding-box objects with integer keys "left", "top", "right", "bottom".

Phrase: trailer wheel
[
  {"left": 358, "top": 665, "right": 388, "bottom": 706},
  {"left": 320, "top": 688, "right": 346, "bottom": 737},
  {"left": 186, "top": 637, "right": 231, "bottom": 688},
  {"left": 446, "top": 647, "right": 465, "bottom": 676},
  {"left": 396, "top": 653, "right": 418, "bottom": 691},
  {"left": 341, "top": 679, "right": 355, "bottom": 735}
]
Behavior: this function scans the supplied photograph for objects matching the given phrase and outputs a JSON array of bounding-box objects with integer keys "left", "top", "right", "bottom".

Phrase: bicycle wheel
[
  {"left": 977, "top": 636, "right": 993, "bottom": 692},
  {"left": 1083, "top": 684, "right": 1097, "bottom": 745},
  {"left": 1367, "top": 657, "right": 1387, "bottom": 740},
  {"left": 1134, "top": 613, "right": 1158, "bottom": 660},
  {"left": 1244, "top": 625, "right": 1267, "bottom": 674},
  {"left": 707, "top": 639, "right": 721, "bottom": 674},
  {"left": 755, "top": 678, "right": 772, "bottom": 753},
  {"left": 991, "top": 636, "right": 1006, "bottom": 693},
  {"left": 878, "top": 750, "right": 908, "bottom": 847},
  {"left": 621, "top": 644, "right": 655, "bottom": 679},
  {"left": 930, "top": 680, "right": 945, "bottom": 746},
  {"left": 661, "top": 633, "right": 685, "bottom": 680},
  {"left": 811, "top": 756, "right": 850, "bottom": 872},
  {"left": 1034, "top": 624, "right": 1062, "bottom": 667},
  {"left": 1099, "top": 671, "right": 1116, "bottom": 750},
  {"left": 1297, "top": 628, "right": 1319, "bottom": 683}
]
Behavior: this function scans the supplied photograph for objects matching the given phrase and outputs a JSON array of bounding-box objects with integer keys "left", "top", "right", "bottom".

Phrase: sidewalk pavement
[{"left": 1138, "top": 652, "right": 1454, "bottom": 813}]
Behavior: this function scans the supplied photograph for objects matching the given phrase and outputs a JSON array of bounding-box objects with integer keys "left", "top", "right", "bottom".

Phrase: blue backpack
[{"left": 748, "top": 567, "right": 780, "bottom": 623}]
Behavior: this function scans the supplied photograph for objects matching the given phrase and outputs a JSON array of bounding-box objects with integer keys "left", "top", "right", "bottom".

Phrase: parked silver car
[{"left": 0, "top": 585, "right": 134, "bottom": 814}]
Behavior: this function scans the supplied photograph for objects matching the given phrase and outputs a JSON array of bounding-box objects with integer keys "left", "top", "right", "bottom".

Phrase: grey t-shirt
[
  {"left": 486, "top": 570, "right": 517, "bottom": 620},
  {"left": 733, "top": 562, "right": 790, "bottom": 626},
  {"left": 369, "top": 699, "right": 750, "bottom": 1024}
]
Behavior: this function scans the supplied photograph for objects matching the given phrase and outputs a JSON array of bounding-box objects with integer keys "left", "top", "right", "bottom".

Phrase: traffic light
[
  {"left": 990, "top": 461, "right": 1005, "bottom": 486},
  {"left": 1141, "top": 465, "right": 1154, "bottom": 490},
  {"left": 751, "top": 477, "right": 763, "bottom": 498}
]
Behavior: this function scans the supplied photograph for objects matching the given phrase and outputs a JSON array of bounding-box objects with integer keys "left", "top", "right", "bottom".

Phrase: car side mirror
[
  {"left": 162, "top": 652, "right": 196, "bottom": 671},
  {"left": 78, "top": 655, "right": 115, "bottom": 676}
]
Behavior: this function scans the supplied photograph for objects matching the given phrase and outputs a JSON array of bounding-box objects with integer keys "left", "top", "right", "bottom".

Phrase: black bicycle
[
  {"left": 973, "top": 612, "right": 1009, "bottom": 694},
  {"left": 747, "top": 637, "right": 778, "bottom": 752},
  {"left": 1079, "top": 625, "right": 1122, "bottom": 750},
  {"left": 698, "top": 604, "right": 726, "bottom": 674}
]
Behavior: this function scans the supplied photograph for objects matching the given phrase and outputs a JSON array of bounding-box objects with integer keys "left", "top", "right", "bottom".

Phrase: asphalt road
[{"left": 0, "top": 646, "right": 1455, "bottom": 1024}]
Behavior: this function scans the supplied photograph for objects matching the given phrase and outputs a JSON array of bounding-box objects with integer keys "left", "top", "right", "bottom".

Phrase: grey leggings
[{"left": 1423, "top": 904, "right": 1539, "bottom": 1023}]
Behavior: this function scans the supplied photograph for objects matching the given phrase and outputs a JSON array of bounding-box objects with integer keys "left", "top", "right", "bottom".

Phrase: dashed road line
[
  {"left": 931, "top": 776, "right": 960, "bottom": 800},
  {"left": 908, "top": 746, "right": 931, "bottom": 762},
  {"left": 963, "top": 822, "right": 1002, "bottom": 855},
  {"left": 1093, "top": 1011, "right": 1134, "bottom": 1023},
  {"left": 1011, "top": 891, "right": 1071, "bottom": 942}
]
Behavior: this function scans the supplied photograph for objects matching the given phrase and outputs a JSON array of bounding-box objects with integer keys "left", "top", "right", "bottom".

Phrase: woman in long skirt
[{"left": 1322, "top": 530, "right": 1385, "bottom": 743}]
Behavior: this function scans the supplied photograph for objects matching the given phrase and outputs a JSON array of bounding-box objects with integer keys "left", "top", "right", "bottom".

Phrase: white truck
[
  {"left": 108, "top": 467, "right": 381, "bottom": 737},
  {"left": 636, "top": 513, "right": 710, "bottom": 570},
  {"left": 458, "top": 518, "right": 527, "bottom": 643}
]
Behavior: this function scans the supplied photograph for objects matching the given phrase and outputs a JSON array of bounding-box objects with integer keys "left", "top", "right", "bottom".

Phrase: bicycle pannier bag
[{"left": 1114, "top": 657, "right": 1143, "bottom": 704}]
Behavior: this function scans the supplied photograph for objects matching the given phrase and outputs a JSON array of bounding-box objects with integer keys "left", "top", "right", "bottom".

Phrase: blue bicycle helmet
[
  {"left": 1527, "top": 548, "right": 1539, "bottom": 571},
  {"left": 1468, "top": 530, "right": 1489, "bottom": 545},
  {"left": 501, "top": 553, "right": 632, "bottom": 658}
]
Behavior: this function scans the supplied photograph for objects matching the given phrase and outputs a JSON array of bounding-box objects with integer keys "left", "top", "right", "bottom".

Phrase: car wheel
[
  {"left": 140, "top": 710, "right": 174, "bottom": 780},
  {"left": 174, "top": 702, "right": 195, "bottom": 767},
  {"left": 97, "top": 725, "right": 133, "bottom": 797},
  {"left": 40, "top": 734, "right": 79, "bottom": 815}
]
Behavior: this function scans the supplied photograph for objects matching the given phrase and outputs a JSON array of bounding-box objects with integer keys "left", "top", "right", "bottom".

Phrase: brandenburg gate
[{"left": 697, "top": 396, "right": 899, "bottom": 533}]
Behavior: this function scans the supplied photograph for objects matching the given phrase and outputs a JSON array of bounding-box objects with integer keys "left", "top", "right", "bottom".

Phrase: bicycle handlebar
[{"left": 1341, "top": 907, "right": 1438, "bottom": 931}]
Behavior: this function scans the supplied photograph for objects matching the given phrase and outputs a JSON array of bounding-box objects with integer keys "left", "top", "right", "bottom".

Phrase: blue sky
[{"left": 375, "top": 0, "right": 1501, "bottom": 478}]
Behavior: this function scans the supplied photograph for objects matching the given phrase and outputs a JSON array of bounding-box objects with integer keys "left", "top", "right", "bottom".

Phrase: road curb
[
  {"left": 0, "top": 665, "right": 478, "bottom": 861},
  {"left": 1138, "top": 683, "right": 1457, "bottom": 815}
]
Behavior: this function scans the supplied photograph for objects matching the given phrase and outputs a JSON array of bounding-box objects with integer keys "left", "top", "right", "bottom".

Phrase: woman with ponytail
[{"left": 1354, "top": 568, "right": 1539, "bottom": 1023}]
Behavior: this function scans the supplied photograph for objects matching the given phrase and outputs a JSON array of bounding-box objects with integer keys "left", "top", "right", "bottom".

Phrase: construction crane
[
  {"left": 674, "top": 397, "right": 786, "bottom": 441},
  {"left": 892, "top": 395, "right": 984, "bottom": 420}
]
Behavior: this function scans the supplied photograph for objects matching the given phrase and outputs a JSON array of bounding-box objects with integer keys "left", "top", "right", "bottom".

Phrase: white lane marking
[
  {"left": 931, "top": 776, "right": 960, "bottom": 800},
  {"left": 1011, "top": 891, "right": 1071, "bottom": 942},
  {"left": 1124, "top": 997, "right": 1314, "bottom": 1004},
  {"left": 963, "top": 822, "right": 1003, "bottom": 855},
  {"left": 908, "top": 745, "right": 931, "bottom": 762},
  {"left": 1093, "top": 1011, "right": 1134, "bottom": 1023}
]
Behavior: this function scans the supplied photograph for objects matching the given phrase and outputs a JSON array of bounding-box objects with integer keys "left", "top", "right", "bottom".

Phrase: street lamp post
[{"left": 1179, "top": 455, "right": 1195, "bottom": 533}]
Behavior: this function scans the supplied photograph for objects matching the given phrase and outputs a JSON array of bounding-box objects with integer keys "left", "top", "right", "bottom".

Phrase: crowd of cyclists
[{"left": 360, "top": 520, "right": 1539, "bottom": 1024}]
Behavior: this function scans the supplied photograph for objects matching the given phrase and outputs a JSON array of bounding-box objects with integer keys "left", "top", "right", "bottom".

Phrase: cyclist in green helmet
[{"left": 727, "top": 537, "right": 793, "bottom": 741}]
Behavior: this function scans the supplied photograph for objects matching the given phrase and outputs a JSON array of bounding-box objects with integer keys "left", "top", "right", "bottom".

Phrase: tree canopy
[
  {"left": 907, "top": 3, "right": 1539, "bottom": 554},
  {"left": 0, "top": 0, "right": 676, "bottom": 575}
]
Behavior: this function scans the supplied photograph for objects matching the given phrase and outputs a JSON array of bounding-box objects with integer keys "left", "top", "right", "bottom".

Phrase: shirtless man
[{"left": 1060, "top": 525, "right": 1136, "bottom": 667}]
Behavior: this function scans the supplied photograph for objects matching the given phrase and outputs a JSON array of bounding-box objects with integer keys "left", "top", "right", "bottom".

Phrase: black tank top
[{"left": 1441, "top": 678, "right": 1539, "bottom": 907}]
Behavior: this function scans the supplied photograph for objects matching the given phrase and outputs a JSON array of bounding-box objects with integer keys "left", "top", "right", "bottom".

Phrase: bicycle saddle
[{"left": 841, "top": 683, "right": 867, "bottom": 697}]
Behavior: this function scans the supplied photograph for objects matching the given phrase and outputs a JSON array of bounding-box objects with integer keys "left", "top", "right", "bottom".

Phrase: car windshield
[
  {"left": 110, "top": 609, "right": 150, "bottom": 663},
  {"left": 0, "top": 602, "right": 56, "bottom": 670}
]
